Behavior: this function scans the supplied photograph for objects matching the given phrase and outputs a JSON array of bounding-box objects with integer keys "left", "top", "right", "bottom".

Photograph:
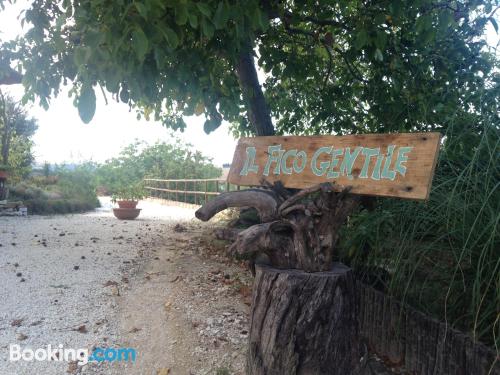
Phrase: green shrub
[
  {"left": 95, "top": 139, "right": 222, "bottom": 196},
  {"left": 8, "top": 164, "right": 100, "bottom": 215}
]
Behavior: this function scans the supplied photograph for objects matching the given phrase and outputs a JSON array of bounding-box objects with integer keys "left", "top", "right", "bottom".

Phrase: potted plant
[{"left": 111, "top": 183, "right": 145, "bottom": 220}]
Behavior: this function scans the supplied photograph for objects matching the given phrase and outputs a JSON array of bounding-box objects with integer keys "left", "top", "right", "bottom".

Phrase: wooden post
[{"left": 247, "top": 263, "right": 360, "bottom": 375}]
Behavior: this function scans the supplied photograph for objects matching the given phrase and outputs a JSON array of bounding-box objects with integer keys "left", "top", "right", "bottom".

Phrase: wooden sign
[{"left": 228, "top": 132, "right": 441, "bottom": 200}]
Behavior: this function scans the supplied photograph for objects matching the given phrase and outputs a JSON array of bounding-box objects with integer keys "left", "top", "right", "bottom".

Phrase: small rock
[
  {"left": 67, "top": 360, "right": 79, "bottom": 374},
  {"left": 11, "top": 319, "right": 23, "bottom": 327},
  {"left": 17, "top": 333, "right": 28, "bottom": 341},
  {"left": 16, "top": 272, "right": 22, "bottom": 277},
  {"left": 75, "top": 325, "right": 88, "bottom": 334},
  {"left": 173, "top": 223, "right": 187, "bottom": 232},
  {"left": 73, "top": 266, "right": 79, "bottom": 271}
]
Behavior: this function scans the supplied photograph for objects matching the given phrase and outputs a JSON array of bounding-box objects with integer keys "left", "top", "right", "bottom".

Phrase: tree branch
[{"left": 195, "top": 189, "right": 280, "bottom": 222}]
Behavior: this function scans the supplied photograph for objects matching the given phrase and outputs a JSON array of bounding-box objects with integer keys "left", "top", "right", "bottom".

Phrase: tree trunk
[
  {"left": 247, "top": 263, "right": 360, "bottom": 375},
  {"left": 235, "top": 46, "right": 275, "bottom": 136},
  {"left": 0, "top": 91, "right": 10, "bottom": 165}
]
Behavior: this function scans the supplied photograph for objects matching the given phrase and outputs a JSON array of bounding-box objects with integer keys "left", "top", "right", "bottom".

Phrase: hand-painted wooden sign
[{"left": 228, "top": 133, "right": 441, "bottom": 200}]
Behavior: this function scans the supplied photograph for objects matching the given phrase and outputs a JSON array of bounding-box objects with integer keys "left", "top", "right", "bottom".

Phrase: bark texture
[
  {"left": 235, "top": 46, "right": 275, "bottom": 136},
  {"left": 247, "top": 263, "right": 360, "bottom": 375}
]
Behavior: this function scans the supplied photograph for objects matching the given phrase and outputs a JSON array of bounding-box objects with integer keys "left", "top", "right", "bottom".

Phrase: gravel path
[
  {"left": 0, "top": 198, "right": 398, "bottom": 375},
  {"left": 0, "top": 198, "right": 200, "bottom": 374}
]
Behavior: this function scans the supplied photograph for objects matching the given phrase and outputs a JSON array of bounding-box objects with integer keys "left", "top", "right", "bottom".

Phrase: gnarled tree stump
[
  {"left": 195, "top": 181, "right": 361, "bottom": 374},
  {"left": 247, "top": 264, "right": 360, "bottom": 375},
  {"left": 196, "top": 182, "right": 360, "bottom": 272}
]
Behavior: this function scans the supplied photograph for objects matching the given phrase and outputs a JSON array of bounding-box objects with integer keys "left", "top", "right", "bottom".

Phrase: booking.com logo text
[{"left": 9, "top": 344, "right": 136, "bottom": 366}]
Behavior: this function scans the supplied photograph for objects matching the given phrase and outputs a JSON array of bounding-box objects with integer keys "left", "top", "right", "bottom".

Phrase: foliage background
[{"left": 94, "top": 138, "right": 222, "bottom": 198}]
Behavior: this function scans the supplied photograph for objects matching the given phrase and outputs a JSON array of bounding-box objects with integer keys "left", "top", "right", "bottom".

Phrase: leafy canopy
[{"left": 1, "top": 0, "right": 499, "bottom": 136}]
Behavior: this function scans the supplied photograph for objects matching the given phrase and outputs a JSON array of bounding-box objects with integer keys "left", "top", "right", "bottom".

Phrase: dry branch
[{"left": 195, "top": 189, "right": 281, "bottom": 222}]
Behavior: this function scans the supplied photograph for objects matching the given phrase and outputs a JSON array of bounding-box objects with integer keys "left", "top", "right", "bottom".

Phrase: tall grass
[{"left": 340, "top": 122, "right": 499, "bottom": 350}]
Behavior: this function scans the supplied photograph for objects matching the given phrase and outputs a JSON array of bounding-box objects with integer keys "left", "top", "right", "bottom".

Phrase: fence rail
[{"left": 144, "top": 178, "right": 241, "bottom": 205}]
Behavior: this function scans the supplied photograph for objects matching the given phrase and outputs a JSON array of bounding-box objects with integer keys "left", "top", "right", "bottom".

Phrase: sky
[
  {"left": 0, "top": 1, "right": 237, "bottom": 167},
  {"left": 0, "top": 2, "right": 498, "bottom": 166}
]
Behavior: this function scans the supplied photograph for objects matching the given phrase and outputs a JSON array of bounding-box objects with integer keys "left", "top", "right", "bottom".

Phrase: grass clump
[{"left": 340, "top": 122, "right": 499, "bottom": 349}]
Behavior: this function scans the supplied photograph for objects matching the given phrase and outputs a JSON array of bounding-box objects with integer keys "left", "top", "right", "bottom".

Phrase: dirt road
[{"left": 0, "top": 198, "right": 251, "bottom": 375}]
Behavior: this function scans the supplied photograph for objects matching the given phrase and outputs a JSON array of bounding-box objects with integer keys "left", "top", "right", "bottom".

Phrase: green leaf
[
  {"left": 416, "top": 15, "right": 432, "bottom": 33},
  {"left": 158, "top": 25, "right": 179, "bottom": 48},
  {"left": 175, "top": 3, "right": 188, "bottom": 25},
  {"left": 374, "top": 13, "right": 386, "bottom": 25},
  {"left": 73, "top": 46, "right": 92, "bottom": 66},
  {"left": 78, "top": 84, "right": 96, "bottom": 124},
  {"left": 134, "top": 2, "right": 148, "bottom": 19},
  {"left": 201, "top": 18, "right": 214, "bottom": 38},
  {"left": 196, "top": 2, "right": 212, "bottom": 17},
  {"left": 213, "top": 2, "right": 229, "bottom": 30},
  {"left": 120, "top": 86, "right": 129, "bottom": 103},
  {"left": 203, "top": 118, "right": 219, "bottom": 133},
  {"left": 188, "top": 13, "right": 199, "bottom": 29},
  {"left": 355, "top": 30, "right": 368, "bottom": 50},
  {"left": 132, "top": 27, "right": 149, "bottom": 61},
  {"left": 374, "top": 31, "right": 387, "bottom": 50},
  {"left": 259, "top": 9, "right": 269, "bottom": 31},
  {"left": 374, "top": 48, "right": 383, "bottom": 62}
]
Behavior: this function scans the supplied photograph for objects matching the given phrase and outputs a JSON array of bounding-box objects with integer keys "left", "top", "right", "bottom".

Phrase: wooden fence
[
  {"left": 144, "top": 178, "right": 241, "bottom": 205},
  {"left": 358, "top": 284, "right": 499, "bottom": 375}
]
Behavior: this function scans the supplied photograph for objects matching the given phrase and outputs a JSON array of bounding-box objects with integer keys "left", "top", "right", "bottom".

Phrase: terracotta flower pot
[
  {"left": 113, "top": 208, "right": 141, "bottom": 220},
  {"left": 0, "top": 170, "right": 8, "bottom": 179},
  {"left": 117, "top": 200, "right": 138, "bottom": 209}
]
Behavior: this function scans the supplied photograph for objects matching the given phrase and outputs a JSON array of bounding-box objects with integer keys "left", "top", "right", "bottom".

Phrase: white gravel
[{"left": 0, "top": 198, "right": 197, "bottom": 375}]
